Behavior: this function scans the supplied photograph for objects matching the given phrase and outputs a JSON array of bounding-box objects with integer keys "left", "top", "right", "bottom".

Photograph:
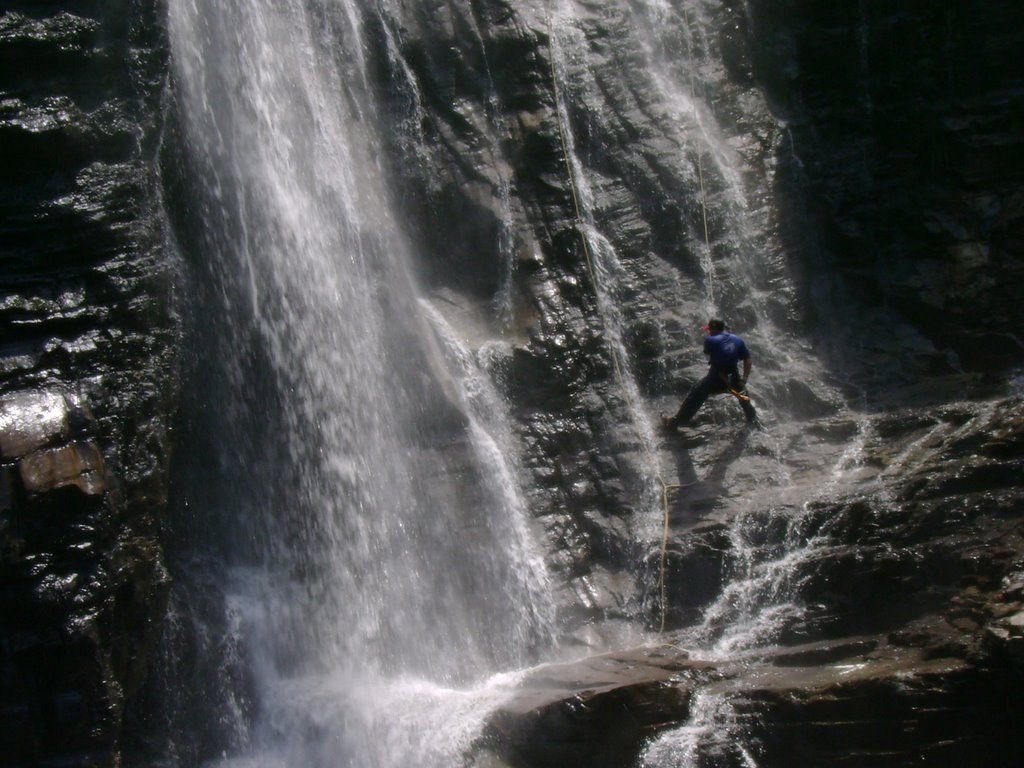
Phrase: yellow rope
[
  {"left": 682, "top": 4, "right": 712, "bottom": 253},
  {"left": 545, "top": 2, "right": 624, "bottom": 383},
  {"left": 545, "top": 3, "right": 706, "bottom": 636},
  {"left": 656, "top": 476, "right": 679, "bottom": 633},
  {"left": 655, "top": 475, "right": 700, "bottom": 633}
]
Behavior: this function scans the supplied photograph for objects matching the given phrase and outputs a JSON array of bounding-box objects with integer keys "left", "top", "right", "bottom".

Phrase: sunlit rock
[
  {"left": 483, "top": 647, "right": 705, "bottom": 768},
  {"left": 18, "top": 440, "right": 106, "bottom": 496},
  {"left": 0, "top": 390, "right": 69, "bottom": 459}
]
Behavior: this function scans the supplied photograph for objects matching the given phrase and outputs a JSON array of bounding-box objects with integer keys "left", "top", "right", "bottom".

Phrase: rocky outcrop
[
  {"left": 478, "top": 647, "right": 708, "bottom": 768},
  {"left": 475, "top": 640, "right": 1023, "bottom": 768},
  {"left": 0, "top": 2, "right": 174, "bottom": 766},
  {"left": 473, "top": 393, "right": 1024, "bottom": 766},
  {"left": 745, "top": 0, "right": 1024, "bottom": 382}
]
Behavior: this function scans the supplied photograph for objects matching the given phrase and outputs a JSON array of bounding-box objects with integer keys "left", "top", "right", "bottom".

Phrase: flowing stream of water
[
  {"left": 164, "top": 1, "right": 555, "bottom": 765},
  {"left": 546, "top": 0, "right": 666, "bottom": 554}
]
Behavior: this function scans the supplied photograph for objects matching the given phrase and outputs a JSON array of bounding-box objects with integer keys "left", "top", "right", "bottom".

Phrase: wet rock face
[
  {"left": 375, "top": 0, "right": 804, "bottom": 642},
  {"left": 477, "top": 397, "right": 1024, "bottom": 767},
  {"left": 367, "top": 3, "right": 1024, "bottom": 764},
  {"left": 0, "top": 2, "right": 174, "bottom": 766},
  {"left": 478, "top": 642, "right": 1024, "bottom": 768}
]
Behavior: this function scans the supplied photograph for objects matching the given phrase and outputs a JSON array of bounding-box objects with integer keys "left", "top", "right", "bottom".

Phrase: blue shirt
[{"left": 704, "top": 332, "right": 751, "bottom": 372}]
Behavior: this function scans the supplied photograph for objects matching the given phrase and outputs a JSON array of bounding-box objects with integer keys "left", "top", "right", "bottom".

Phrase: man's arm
[{"left": 742, "top": 356, "right": 752, "bottom": 384}]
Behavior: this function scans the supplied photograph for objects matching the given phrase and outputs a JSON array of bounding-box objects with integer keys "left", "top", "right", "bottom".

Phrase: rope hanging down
[
  {"left": 656, "top": 476, "right": 680, "bottom": 633},
  {"left": 682, "top": 4, "right": 713, "bottom": 252},
  {"left": 545, "top": 4, "right": 707, "bottom": 635},
  {"left": 544, "top": 3, "right": 624, "bottom": 384}
]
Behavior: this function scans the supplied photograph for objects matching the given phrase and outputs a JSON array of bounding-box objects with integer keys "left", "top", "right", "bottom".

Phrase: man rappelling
[{"left": 662, "top": 318, "right": 758, "bottom": 431}]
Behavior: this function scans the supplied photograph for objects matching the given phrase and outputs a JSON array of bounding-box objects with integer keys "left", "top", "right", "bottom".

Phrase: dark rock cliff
[
  {"left": 746, "top": 0, "right": 1024, "bottom": 383},
  {"left": 0, "top": 1, "right": 174, "bottom": 766}
]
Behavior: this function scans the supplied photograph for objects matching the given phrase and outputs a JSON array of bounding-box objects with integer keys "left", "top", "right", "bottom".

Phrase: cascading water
[
  {"left": 685, "top": 417, "right": 869, "bottom": 660},
  {"left": 160, "top": 1, "right": 555, "bottom": 765},
  {"left": 155, "top": 1, "right": 854, "bottom": 766},
  {"left": 637, "top": 422, "right": 871, "bottom": 768},
  {"left": 546, "top": 0, "right": 667, "bottom": 555},
  {"left": 419, "top": 301, "right": 558, "bottom": 650},
  {"left": 541, "top": 2, "right": 859, "bottom": 765}
]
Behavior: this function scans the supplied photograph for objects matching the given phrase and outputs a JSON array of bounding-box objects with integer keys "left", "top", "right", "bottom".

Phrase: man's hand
[{"left": 739, "top": 375, "right": 748, "bottom": 389}]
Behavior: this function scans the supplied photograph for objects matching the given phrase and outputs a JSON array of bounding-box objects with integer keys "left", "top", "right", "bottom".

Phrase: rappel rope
[
  {"left": 545, "top": 3, "right": 710, "bottom": 635},
  {"left": 682, "top": 4, "right": 714, "bottom": 254},
  {"left": 544, "top": 2, "right": 624, "bottom": 383},
  {"left": 656, "top": 477, "right": 680, "bottom": 633}
]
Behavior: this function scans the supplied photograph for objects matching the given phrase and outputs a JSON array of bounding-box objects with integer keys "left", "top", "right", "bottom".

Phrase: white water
[
  {"left": 547, "top": 0, "right": 666, "bottom": 553},
  {"left": 167, "top": 1, "right": 554, "bottom": 765},
  {"left": 639, "top": 417, "right": 869, "bottom": 768},
  {"left": 640, "top": 689, "right": 759, "bottom": 768},
  {"left": 164, "top": 0, "right": 853, "bottom": 766},
  {"left": 420, "top": 300, "right": 558, "bottom": 652}
]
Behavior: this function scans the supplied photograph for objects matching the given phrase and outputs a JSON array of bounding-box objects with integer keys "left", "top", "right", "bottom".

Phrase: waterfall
[
  {"left": 546, "top": 0, "right": 666, "bottom": 554},
  {"left": 161, "top": 0, "right": 554, "bottom": 765},
  {"left": 156, "top": 1, "right": 852, "bottom": 766},
  {"left": 419, "top": 300, "right": 558, "bottom": 652},
  {"left": 650, "top": 0, "right": 812, "bottom": 380}
]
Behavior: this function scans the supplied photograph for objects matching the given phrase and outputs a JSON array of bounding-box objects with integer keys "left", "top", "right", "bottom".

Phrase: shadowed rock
[{"left": 0, "top": 2, "right": 173, "bottom": 766}]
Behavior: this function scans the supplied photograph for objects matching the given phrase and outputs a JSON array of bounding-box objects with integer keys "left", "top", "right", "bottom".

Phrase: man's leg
[
  {"left": 664, "top": 375, "right": 715, "bottom": 430},
  {"left": 729, "top": 372, "right": 758, "bottom": 423}
]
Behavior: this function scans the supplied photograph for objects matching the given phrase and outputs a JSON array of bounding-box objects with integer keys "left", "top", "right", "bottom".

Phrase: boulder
[{"left": 482, "top": 646, "right": 710, "bottom": 768}]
